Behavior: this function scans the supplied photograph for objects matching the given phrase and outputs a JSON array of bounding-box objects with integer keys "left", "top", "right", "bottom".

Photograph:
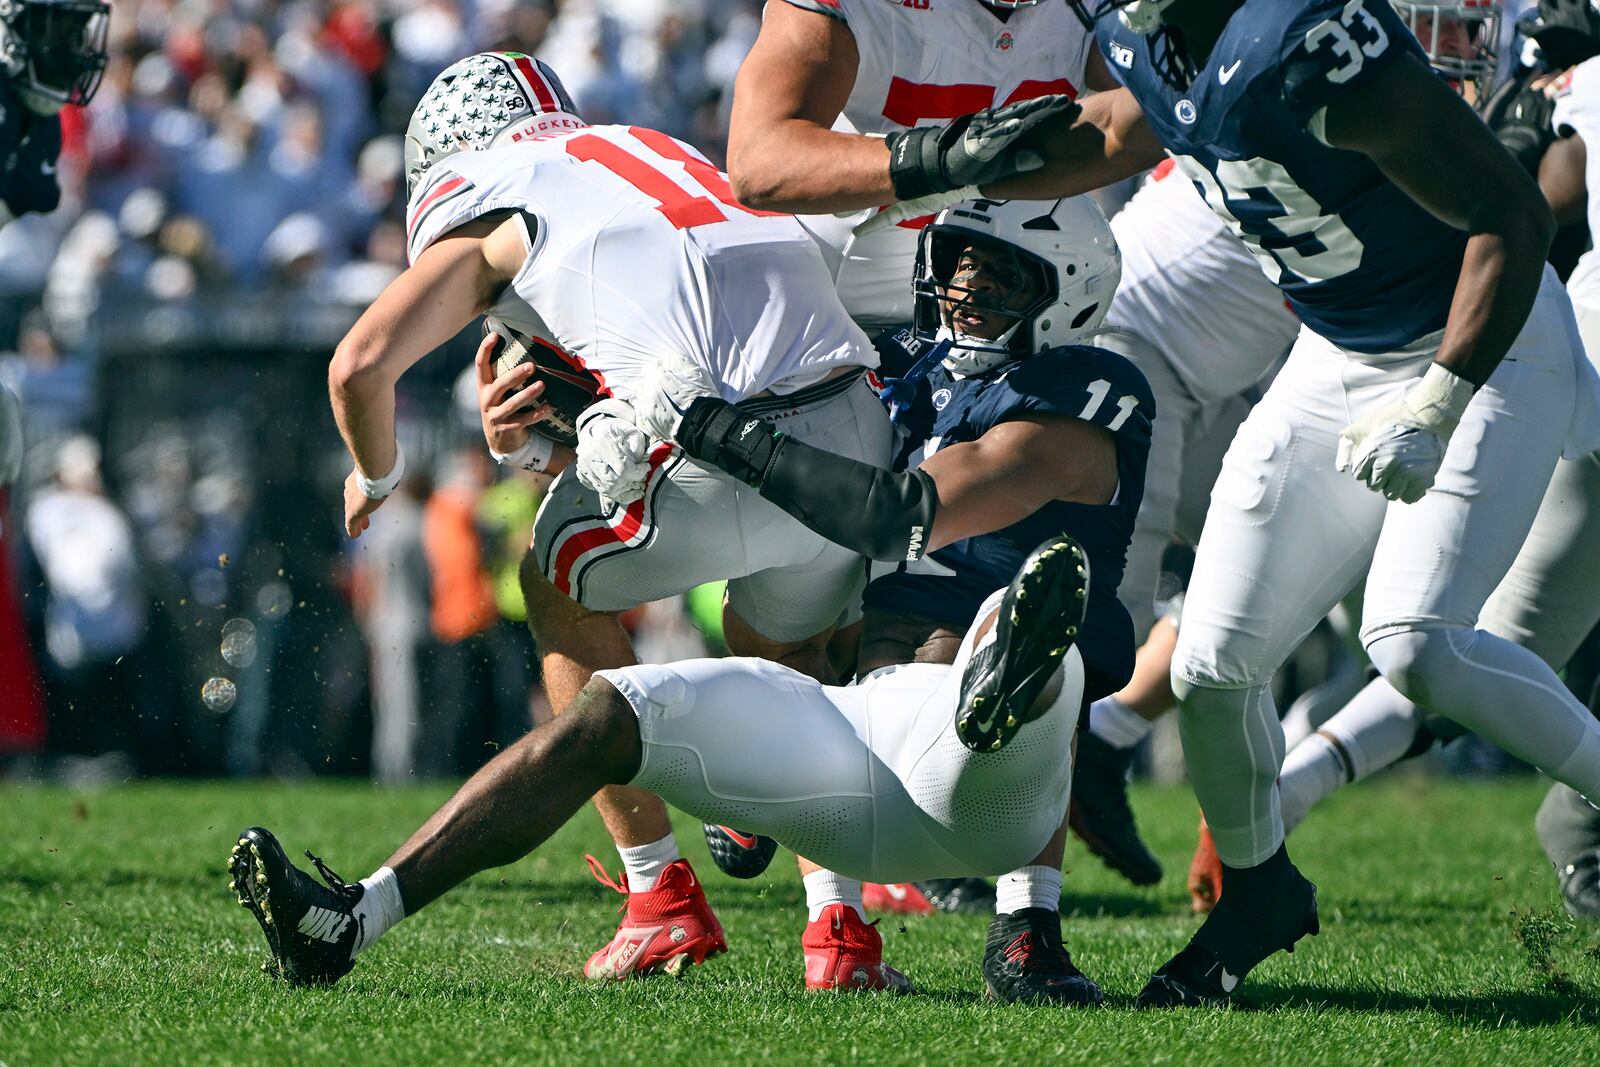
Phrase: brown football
[{"left": 484, "top": 316, "right": 602, "bottom": 448}]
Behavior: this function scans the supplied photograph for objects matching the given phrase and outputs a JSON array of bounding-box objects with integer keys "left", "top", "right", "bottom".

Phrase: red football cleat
[
  {"left": 802, "top": 904, "right": 914, "bottom": 992},
  {"left": 583, "top": 855, "right": 729, "bottom": 980},
  {"left": 861, "top": 882, "right": 937, "bottom": 916},
  {"left": 1188, "top": 815, "right": 1223, "bottom": 914}
]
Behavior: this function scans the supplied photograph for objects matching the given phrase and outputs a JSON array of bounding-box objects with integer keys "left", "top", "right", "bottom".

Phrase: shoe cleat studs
[
  {"left": 1066, "top": 626, "right": 1077, "bottom": 636},
  {"left": 1017, "top": 589, "right": 1027, "bottom": 600},
  {"left": 973, "top": 696, "right": 985, "bottom": 708},
  {"left": 1074, "top": 588, "right": 1085, "bottom": 600},
  {"left": 990, "top": 739, "right": 1003, "bottom": 752},
  {"left": 1005, "top": 715, "right": 1017, "bottom": 728}
]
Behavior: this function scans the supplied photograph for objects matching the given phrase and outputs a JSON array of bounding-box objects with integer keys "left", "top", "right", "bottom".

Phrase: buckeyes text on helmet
[
  {"left": 404, "top": 52, "right": 583, "bottom": 200},
  {"left": 912, "top": 197, "right": 1121, "bottom": 376}
]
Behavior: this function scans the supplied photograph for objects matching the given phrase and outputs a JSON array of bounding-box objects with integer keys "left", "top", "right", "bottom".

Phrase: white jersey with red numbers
[
  {"left": 405, "top": 123, "right": 875, "bottom": 401},
  {"left": 1106, "top": 160, "right": 1301, "bottom": 403},
  {"left": 1554, "top": 57, "right": 1600, "bottom": 312},
  {"left": 784, "top": 0, "right": 1096, "bottom": 326}
]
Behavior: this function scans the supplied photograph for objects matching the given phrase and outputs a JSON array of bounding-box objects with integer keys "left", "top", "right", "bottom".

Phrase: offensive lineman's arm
[
  {"left": 1323, "top": 53, "right": 1555, "bottom": 386},
  {"left": 726, "top": 2, "right": 886, "bottom": 211},
  {"left": 330, "top": 213, "right": 527, "bottom": 535},
  {"left": 672, "top": 398, "right": 1117, "bottom": 561},
  {"left": 1539, "top": 133, "right": 1588, "bottom": 228}
]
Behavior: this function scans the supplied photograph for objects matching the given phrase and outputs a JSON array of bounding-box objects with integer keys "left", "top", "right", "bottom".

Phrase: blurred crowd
[{"left": 0, "top": 0, "right": 756, "bottom": 782}]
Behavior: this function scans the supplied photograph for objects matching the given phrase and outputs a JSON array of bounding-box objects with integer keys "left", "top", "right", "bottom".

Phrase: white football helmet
[
  {"left": 404, "top": 51, "right": 583, "bottom": 199},
  {"left": 1393, "top": 0, "right": 1500, "bottom": 98},
  {"left": 912, "top": 197, "right": 1121, "bottom": 376}
]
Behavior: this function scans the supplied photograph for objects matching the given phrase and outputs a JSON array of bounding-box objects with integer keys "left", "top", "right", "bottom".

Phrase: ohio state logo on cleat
[{"left": 582, "top": 855, "right": 728, "bottom": 980}]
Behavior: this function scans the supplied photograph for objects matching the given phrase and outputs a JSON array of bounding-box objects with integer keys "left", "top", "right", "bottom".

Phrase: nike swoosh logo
[
  {"left": 1219, "top": 967, "right": 1240, "bottom": 992},
  {"left": 720, "top": 827, "right": 760, "bottom": 849},
  {"left": 1218, "top": 60, "right": 1242, "bottom": 84}
]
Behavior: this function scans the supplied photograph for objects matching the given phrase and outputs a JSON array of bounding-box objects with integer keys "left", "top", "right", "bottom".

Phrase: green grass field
[{"left": 5, "top": 776, "right": 1600, "bottom": 1066}]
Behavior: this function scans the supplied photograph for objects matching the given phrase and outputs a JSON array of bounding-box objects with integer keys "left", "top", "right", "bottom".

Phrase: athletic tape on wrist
[{"left": 355, "top": 442, "right": 405, "bottom": 500}]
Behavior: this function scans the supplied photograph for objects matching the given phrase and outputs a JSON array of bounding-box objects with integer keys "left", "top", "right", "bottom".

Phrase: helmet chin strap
[{"left": 938, "top": 321, "right": 1023, "bottom": 377}]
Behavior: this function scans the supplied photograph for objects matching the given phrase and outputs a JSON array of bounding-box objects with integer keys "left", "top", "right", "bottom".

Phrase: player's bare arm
[
  {"left": 726, "top": 2, "right": 884, "bottom": 212},
  {"left": 1324, "top": 52, "right": 1556, "bottom": 386},
  {"left": 1539, "top": 131, "right": 1588, "bottom": 226},
  {"left": 329, "top": 213, "right": 526, "bottom": 536},
  {"left": 730, "top": 1, "right": 1077, "bottom": 214}
]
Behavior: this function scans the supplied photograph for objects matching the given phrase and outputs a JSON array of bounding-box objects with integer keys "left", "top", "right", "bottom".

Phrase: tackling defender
[
  {"left": 880, "top": 0, "right": 1600, "bottom": 1005},
  {"left": 230, "top": 196, "right": 1151, "bottom": 1004},
  {"left": 327, "top": 52, "right": 893, "bottom": 984}
]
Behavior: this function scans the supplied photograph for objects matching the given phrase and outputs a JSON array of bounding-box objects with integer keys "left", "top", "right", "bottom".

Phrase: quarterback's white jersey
[
  {"left": 1107, "top": 161, "right": 1300, "bottom": 403},
  {"left": 784, "top": 0, "right": 1096, "bottom": 325},
  {"left": 406, "top": 123, "right": 875, "bottom": 401},
  {"left": 1554, "top": 57, "right": 1600, "bottom": 312}
]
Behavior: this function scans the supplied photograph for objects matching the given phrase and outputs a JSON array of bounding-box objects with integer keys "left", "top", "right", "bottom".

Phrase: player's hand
[
  {"left": 575, "top": 398, "right": 652, "bottom": 507},
  {"left": 343, "top": 469, "right": 386, "bottom": 537},
  {"left": 1336, "top": 364, "right": 1475, "bottom": 504},
  {"left": 634, "top": 350, "right": 718, "bottom": 444},
  {"left": 883, "top": 94, "right": 1078, "bottom": 201},
  {"left": 475, "top": 330, "right": 554, "bottom": 456}
]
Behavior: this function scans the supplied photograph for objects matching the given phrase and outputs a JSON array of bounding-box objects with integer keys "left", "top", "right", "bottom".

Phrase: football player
[
  {"left": 886, "top": 0, "right": 1600, "bottom": 1005},
  {"left": 231, "top": 195, "right": 1151, "bottom": 1003},
  {"left": 326, "top": 52, "right": 892, "bottom": 984},
  {"left": 0, "top": 0, "right": 107, "bottom": 229},
  {"left": 1185, "top": 0, "right": 1600, "bottom": 923},
  {"left": 717, "top": 0, "right": 1144, "bottom": 919}
]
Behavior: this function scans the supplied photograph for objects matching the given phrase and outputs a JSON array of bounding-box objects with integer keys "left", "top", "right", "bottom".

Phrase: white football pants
[
  {"left": 595, "top": 587, "right": 1083, "bottom": 883},
  {"left": 1174, "top": 269, "right": 1600, "bottom": 867}
]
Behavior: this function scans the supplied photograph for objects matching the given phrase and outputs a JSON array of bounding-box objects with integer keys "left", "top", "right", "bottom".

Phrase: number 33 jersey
[
  {"left": 784, "top": 0, "right": 1096, "bottom": 326},
  {"left": 405, "top": 124, "right": 874, "bottom": 402},
  {"left": 1097, "top": 0, "right": 1467, "bottom": 354}
]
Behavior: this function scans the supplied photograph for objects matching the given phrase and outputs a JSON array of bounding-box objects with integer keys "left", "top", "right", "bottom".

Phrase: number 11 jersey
[
  {"left": 1097, "top": 0, "right": 1466, "bottom": 354},
  {"left": 405, "top": 123, "right": 874, "bottom": 402}
]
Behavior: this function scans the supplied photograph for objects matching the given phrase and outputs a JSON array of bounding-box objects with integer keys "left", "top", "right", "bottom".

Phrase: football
[{"left": 484, "top": 315, "right": 602, "bottom": 447}]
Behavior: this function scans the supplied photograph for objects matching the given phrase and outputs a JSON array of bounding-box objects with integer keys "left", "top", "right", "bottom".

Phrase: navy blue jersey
[
  {"left": 1098, "top": 0, "right": 1467, "bottom": 353},
  {"left": 0, "top": 73, "right": 62, "bottom": 220},
  {"left": 864, "top": 342, "right": 1154, "bottom": 693}
]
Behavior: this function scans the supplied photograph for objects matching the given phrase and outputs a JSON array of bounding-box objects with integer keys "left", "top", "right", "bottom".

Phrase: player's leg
[
  {"left": 1360, "top": 281, "right": 1600, "bottom": 817},
  {"left": 885, "top": 538, "right": 1100, "bottom": 1004},
  {"left": 230, "top": 680, "right": 646, "bottom": 986},
  {"left": 1145, "top": 330, "right": 1392, "bottom": 1006}
]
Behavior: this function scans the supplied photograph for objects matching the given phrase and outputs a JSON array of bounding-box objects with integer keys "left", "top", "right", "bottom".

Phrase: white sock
[
  {"left": 995, "top": 865, "right": 1062, "bottom": 915},
  {"left": 1088, "top": 696, "right": 1154, "bottom": 750},
  {"left": 803, "top": 869, "right": 864, "bottom": 921},
  {"left": 353, "top": 866, "right": 406, "bottom": 955},
  {"left": 1278, "top": 734, "right": 1351, "bottom": 836},
  {"left": 618, "top": 833, "right": 680, "bottom": 892}
]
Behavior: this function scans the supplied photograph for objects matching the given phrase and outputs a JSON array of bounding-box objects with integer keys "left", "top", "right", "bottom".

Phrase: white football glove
[
  {"left": 633, "top": 350, "right": 719, "bottom": 444},
  {"left": 851, "top": 186, "right": 980, "bottom": 238},
  {"left": 574, "top": 398, "right": 652, "bottom": 508},
  {"left": 1335, "top": 363, "right": 1476, "bottom": 504}
]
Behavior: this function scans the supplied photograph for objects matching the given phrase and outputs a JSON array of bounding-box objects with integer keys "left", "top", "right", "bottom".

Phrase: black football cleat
[
  {"left": 1068, "top": 732, "right": 1163, "bottom": 886},
  {"left": 1136, "top": 849, "right": 1318, "bottom": 1008},
  {"left": 703, "top": 824, "right": 779, "bottom": 879},
  {"left": 956, "top": 535, "right": 1089, "bottom": 754},
  {"left": 229, "top": 827, "right": 364, "bottom": 987},
  {"left": 1536, "top": 784, "right": 1600, "bottom": 920},
  {"left": 983, "top": 907, "right": 1104, "bottom": 1006},
  {"left": 917, "top": 877, "right": 998, "bottom": 915},
  {"left": 1554, "top": 851, "right": 1600, "bottom": 921}
]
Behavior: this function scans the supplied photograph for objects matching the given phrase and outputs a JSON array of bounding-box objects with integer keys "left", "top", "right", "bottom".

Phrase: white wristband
[
  {"left": 354, "top": 443, "right": 405, "bottom": 500},
  {"left": 491, "top": 433, "right": 554, "bottom": 472}
]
